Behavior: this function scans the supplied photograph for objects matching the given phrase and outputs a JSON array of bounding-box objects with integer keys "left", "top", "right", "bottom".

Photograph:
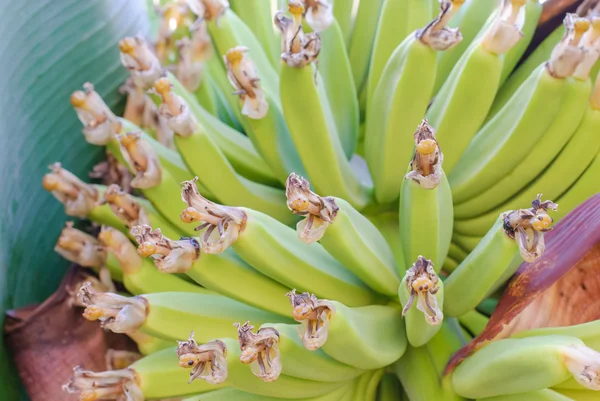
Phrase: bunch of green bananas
[{"left": 39, "top": 0, "right": 600, "bottom": 400}]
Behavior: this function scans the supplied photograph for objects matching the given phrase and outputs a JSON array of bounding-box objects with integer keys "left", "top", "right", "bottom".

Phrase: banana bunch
[{"left": 37, "top": 0, "right": 600, "bottom": 400}]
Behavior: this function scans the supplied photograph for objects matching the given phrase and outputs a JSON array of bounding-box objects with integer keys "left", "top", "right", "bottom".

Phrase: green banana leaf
[{"left": 0, "top": 1, "right": 151, "bottom": 399}]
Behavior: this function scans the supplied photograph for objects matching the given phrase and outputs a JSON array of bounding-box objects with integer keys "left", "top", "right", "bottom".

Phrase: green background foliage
[{"left": 0, "top": 0, "right": 150, "bottom": 399}]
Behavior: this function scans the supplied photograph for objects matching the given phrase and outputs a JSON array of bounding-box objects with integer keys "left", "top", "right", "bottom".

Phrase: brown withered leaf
[
  {"left": 446, "top": 193, "right": 600, "bottom": 374},
  {"left": 4, "top": 265, "right": 136, "bottom": 401}
]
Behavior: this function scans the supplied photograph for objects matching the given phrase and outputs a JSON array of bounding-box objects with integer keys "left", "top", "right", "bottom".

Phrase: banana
[
  {"left": 457, "top": 309, "right": 489, "bottom": 337},
  {"left": 206, "top": 54, "right": 246, "bottom": 132},
  {"left": 451, "top": 335, "right": 600, "bottom": 398},
  {"left": 475, "top": 389, "right": 576, "bottom": 401},
  {"left": 448, "top": 242, "right": 469, "bottom": 263},
  {"left": 286, "top": 290, "right": 407, "bottom": 370},
  {"left": 285, "top": 173, "right": 399, "bottom": 296},
  {"left": 352, "top": 369, "right": 385, "bottom": 401},
  {"left": 448, "top": 16, "right": 589, "bottom": 203},
  {"left": 426, "top": 0, "right": 528, "bottom": 174},
  {"left": 332, "top": 0, "right": 356, "bottom": 46},
  {"left": 426, "top": 317, "right": 469, "bottom": 375},
  {"left": 553, "top": 154, "right": 600, "bottom": 223},
  {"left": 451, "top": 232, "right": 483, "bottom": 252},
  {"left": 62, "top": 344, "right": 227, "bottom": 401},
  {"left": 130, "top": 224, "right": 293, "bottom": 317},
  {"left": 182, "top": 385, "right": 353, "bottom": 401},
  {"left": 222, "top": 46, "right": 307, "bottom": 183},
  {"left": 376, "top": 373, "right": 404, "bottom": 401},
  {"left": 511, "top": 320, "right": 600, "bottom": 352},
  {"left": 398, "top": 256, "right": 444, "bottom": 347},
  {"left": 366, "top": 212, "right": 406, "bottom": 273},
  {"left": 277, "top": 4, "right": 373, "bottom": 209},
  {"left": 398, "top": 120, "right": 454, "bottom": 270},
  {"left": 454, "top": 20, "right": 600, "bottom": 220},
  {"left": 77, "top": 282, "right": 286, "bottom": 342},
  {"left": 443, "top": 256, "right": 459, "bottom": 274},
  {"left": 152, "top": 77, "right": 294, "bottom": 224},
  {"left": 365, "top": 2, "right": 463, "bottom": 204},
  {"left": 444, "top": 197, "right": 558, "bottom": 317},
  {"left": 553, "top": 388, "right": 600, "bottom": 400},
  {"left": 179, "top": 178, "right": 376, "bottom": 307},
  {"left": 125, "top": 330, "right": 174, "bottom": 356}
]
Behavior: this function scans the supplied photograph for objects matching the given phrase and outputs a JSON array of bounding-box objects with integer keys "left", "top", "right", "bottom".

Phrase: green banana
[
  {"left": 365, "top": 1, "right": 463, "bottom": 204},
  {"left": 444, "top": 198, "right": 558, "bottom": 317},
  {"left": 352, "top": 369, "right": 385, "bottom": 401},
  {"left": 448, "top": 16, "right": 588, "bottom": 203},
  {"left": 458, "top": 309, "right": 489, "bottom": 337},
  {"left": 476, "top": 389, "right": 576, "bottom": 401},
  {"left": 448, "top": 242, "right": 469, "bottom": 263},
  {"left": 286, "top": 290, "right": 407, "bottom": 370},
  {"left": 277, "top": 4, "right": 372, "bottom": 209},
  {"left": 443, "top": 256, "right": 459, "bottom": 274},
  {"left": 366, "top": 212, "right": 406, "bottom": 272},
  {"left": 451, "top": 335, "right": 600, "bottom": 399},
  {"left": 426, "top": 0, "right": 528, "bottom": 174},
  {"left": 285, "top": 173, "right": 399, "bottom": 296},
  {"left": 130, "top": 224, "right": 293, "bottom": 317},
  {"left": 553, "top": 154, "right": 600, "bottom": 223},
  {"left": 451, "top": 232, "right": 482, "bottom": 252},
  {"left": 426, "top": 318, "right": 469, "bottom": 375},
  {"left": 179, "top": 179, "right": 376, "bottom": 306},
  {"left": 376, "top": 373, "right": 404, "bottom": 401},
  {"left": 332, "top": 0, "right": 357, "bottom": 46},
  {"left": 125, "top": 330, "right": 173, "bottom": 356},
  {"left": 553, "top": 388, "right": 600, "bottom": 400},
  {"left": 398, "top": 120, "right": 454, "bottom": 271},
  {"left": 182, "top": 385, "right": 353, "bottom": 401},
  {"left": 77, "top": 282, "right": 286, "bottom": 342},
  {"left": 398, "top": 256, "right": 444, "bottom": 347},
  {"left": 511, "top": 320, "right": 600, "bottom": 352}
]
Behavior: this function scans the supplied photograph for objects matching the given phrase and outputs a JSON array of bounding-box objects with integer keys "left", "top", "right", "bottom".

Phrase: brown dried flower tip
[
  {"left": 224, "top": 46, "right": 269, "bottom": 119},
  {"left": 176, "top": 331, "right": 228, "bottom": 384},
  {"left": 547, "top": 14, "right": 589, "bottom": 78},
  {"left": 186, "top": 0, "right": 229, "bottom": 24},
  {"left": 176, "top": 20, "right": 214, "bottom": 92},
  {"left": 180, "top": 178, "right": 245, "bottom": 254},
  {"left": 573, "top": 17, "right": 600, "bottom": 80},
  {"left": 102, "top": 184, "right": 150, "bottom": 228},
  {"left": 117, "top": 132, "right": 163, "bottom": 189},
  {"left": 130, "top": 224, "right": 198, "bottom": 273},
  {"left": 286, "top": 289, "right": 335, "bottom": 351},
  {"left": 405, "top": 119, "right": 444, "bottom": 189},
  {"left": 152, "top": 77, "right": 197, "bottom": 137},
  {"left": 105, "top": 349, "right": 142, "bottom": 371},
  {"left": 43, "top": 162, "right": 99, "bottom": 217},
  {"left": 275, "top": 1, "right": 322, "bottom": 68},
  {"left": 55, "top": 222, "right": 106, "bottom": 268},
  {"left": 98, "top": 226, "right": 143, "bottom": 274},
  {"left": 90, "top": 152, "right": 134, "bottom": 193},
  {"left": 417, "top": 0, "right": 463, "bottom": 50},
  {"left": 401, "top": 256, "right": 443, "bottom": 325},
  {"left": 69, "top": 274, "right": 115, "bottom": 309},
  {"left": 62, "top": 365, "right": 143, "bottom": 401},
  {"left": 156, "top": 0, "right": 195, "bottom": 62},
  {"left": 119, "top": 36, "right": 165, "bottom": 89},
  {"left": 234, "top": 321, "right": 282, "bottom": 382},
  {"left": 78, "top": 282, "right": 147, "bottom": 333},
  {"left": 70, "top": 82, "right": 121, "bottom": 145},
  {"left": 285, "top": 173, "right": 338, "bottom": 243},
  {"left": 480, "top": 0, "right": 527, "bottom": 55},
  {"left": 503, "top": 194, "right": 558, "bottom": 263},
  {"left": 302, "top": 0, "right": 333, "bottom": 33}
]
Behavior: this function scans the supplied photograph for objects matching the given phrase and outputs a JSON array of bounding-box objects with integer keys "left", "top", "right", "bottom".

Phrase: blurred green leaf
[{"left": 0, "top": 0, "right": 150, "bottom": 399}]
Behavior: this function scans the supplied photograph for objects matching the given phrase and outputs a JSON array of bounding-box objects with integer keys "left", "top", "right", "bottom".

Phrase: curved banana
[
  {"left": 398, "top": 256, "right": 444, "bottom": 347},
  {"left": 512, "top": 320, "right": 600, "bottom": 352},
  {"left": 125, "top": 330, "right": 173, "bottom": 356},
  {"left": 285, "top": 173, "right": 399, "bottom": 296},
  {"left": 447, "top": 242, "right": 469, "bottom": 264},
  {"left": 366, "top": 212, "right": 406, "bottom": 272},
  {"left": 443, "top": 256, "right": 459, "bottom": 274},
  {"left": 179, "top": 179, "right": 376, "bottom": 306},
  {"left": 130, "top": 224, "right": 293, "bottom": 317},
  {"left": 444, "top": 198, "right": 557, "bottom": 317},
  {"left": 451, "top": 335, "right": 600, "bottom": 399},
  {"left": 553, "top": 388, "right": 600, "bottom": 400},
  {"left": 352, "top": 369, "right": 385, "bottom": 401},
  {"left": 376, "top": 373, "right": 404, "bottom": 401},
  {"left": 277, "top": 4, "right": 373, "bottom": 209},
  {"left": 427, "top": 0, "right": 528, "bottom": 174},
  {"left": 365, "top": 1, "right": 463, "bottom": 204},
  {"left": 182, "top": 385, "right": 353, "bottom": 401},
  {"left": 457, "top": 309, "right": 489, "bottom": 337},
  {"left": 451, "top": 232, "right": 482, "bottom": 252},
  {"left": 475, "top": 389, "right": 576, "bottom": 401},
  {"left": 286, "top": 290, "right": 407, "bottom": 370},
  {"left": 553, "top": 154, "right": 600, "bottom": 223},
  {"left": 448, "top": 16, "right": 589, "bottom": 203},
  {"left": 399, "top": 120, "right": 454, "bottom": 270}
]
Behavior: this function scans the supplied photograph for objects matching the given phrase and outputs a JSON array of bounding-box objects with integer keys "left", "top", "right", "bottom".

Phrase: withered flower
[
  {"left": 417, "top": 0, "right": 463, "bottom": 50},
  {"left": 275, "top": 1, "right": 322, "bottom": 68},
  {"left": 481, "top": 0, "right": 526, "bottom": 55},
  {"left": 547, "top": 14, "right": 589, "bottom": 78},
  {"left": 286, "top": 289, "right": 335, "bottom": 350},
  {"left": 43, "top": 163, "right": 99, "bottom": 217},
  {"left": 285, "top": 173, "right": 338, "bottom": 243},
  {"left": 573, "top": 17, "right": 600, "bottom": 80},
  {"left": 176, "top": 20, "right": 213, "bottom": 92},
  {"left": 224, "top": 46, "right": 268, "bottom": 119},
  {"left": 186, "top": 0, "right": 229, "bottom": 24},
  {"left": 98, "top": 226, "right": 143, "bottom": 275},
  {"left": 70, "top": 82, "right": 122, "bottom": 145},
  {"left": 235, "top": 321, "right": 282, "bottom": 382},
  {"left": 119, "top": 36, "right": 165, "bottom": 89},
  {"left": 176, "top": 331, "right": 228, "bottom": 384},
  {"left": 401, "top": 256, "right": 443, "bottom": 325},
  {"left": 405, "top": 119, "right": 444, "bottom": 189},
  {"left": 152, "top": 78, "right": 198, "bottom": 137},
  {"left": 54, "top": 222, "right": 106, "bottom": 268},
  {"left": 105, "top": 349, "right": 142, "bottom": 371},
  {"left": 62, "top": 365, "right": 143, "bottom": 401},
  {"left": 302, "top": 0, "right": 333, "bottom": 33},
  {"left": 102, "top": 184, "right": 151, "bottom": 229},
  {"left": 130, "top": 225, "right": 198, "bottom": 273},
  {"left": 117, "top": 132, "right": 163, "bottom": 189}
]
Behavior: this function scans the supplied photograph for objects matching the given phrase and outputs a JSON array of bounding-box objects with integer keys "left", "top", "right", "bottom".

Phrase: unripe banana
[
  {"left": 475, "top": 389, "right": 576, "bottom": 401},
  {"left": 182, "top": 385, "right": 353, "bottom": 401},
  {"left": 367, "top": 212, "right": 406, "bottom": 272},
  {"left": 285, "top": 173, "right": 399, "bottom": 296},
  {"left": 376, "top": 373, "right": 404, "bottom": 401},
  {"left": 451, "top": 335, "right": 600, "bottom": 398},
  {"left": 399, "top": 120, "right": 453, "bottom": 271},
  {"left": 512, "top": 320, "right": 600, "bottom": 352},
  {"left": 124, "top": 330, "right": 173, "bottom": 356},
  {"left": 553, "top": 388, "right": 600, "bottom": 400},
  {"left": 553, "top": 154, "right": 600, "bottom": 223}
]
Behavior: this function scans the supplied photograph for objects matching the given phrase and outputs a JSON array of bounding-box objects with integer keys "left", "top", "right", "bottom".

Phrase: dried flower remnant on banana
[
  {"left": 186, "top": 0, "right": 229, "bottom": 25},
  {"left": 68, "top": 274, "right": 116, "bottom": 309},
  {"left": 119, "top": 36, "right": 165, "bottom": 89},
  {"left": 130, "top": 224, "right": 199, "bottom": 274},
  {"left": 176, "top": 21, "right": 213, "bottom": 92},
  {"left": 156, "top": 0, "right": 195, "bottom": 63},
  {"left": 405, "top": 119, "right": 444, "bottom": 189},
  {"left": 70, "top": 83, "right": 122, "bottom": 145},
  {"left": 105, "top": 349, "right": 143, "bottom": 371},
  {"left": 286, "top": 289, "right": 335, "bottom": 351},
  {"left": 153, "top": 78, "right": 198, "bottom": 137},
  {"left": 235, "top": 321, "right": 282, "bottom": 382},
  {"left": 503, "top": 194, "right": 558, "bottom": 262},
  {"left": 562, "top": 344, "right": 600, "bottom": 390},
  {"left": 78, "top": 282, "right": 147, "bottom": 333},
  {"left": 301, "top": 0, "right": 333, "bottom": 33},
  {"left": 62, "top": 365, "right": 144, "bottom": 401},
  {"left": 102, "top": 184, "right": 151, "bottom": 229},
  {"left": 275, "top": 1, "right": 322, "bottom": 68},
  {"left": 401, "top": 256, "right": 443, "bottom": 326},
  {"left": 481, "top": 0, "right": 526, "bottom": 55},
  {"left": 90, "top": 153, "right": 134, "bottom": 194},
  {"left": 54, "top": 222, "right": 106, "bottom": 268},
  {"left": 43, "top": 163, "right": 99, "bottom": 217},
  {"left": 285, "top": 173, "right": 338, "bottom": 243},
  {"left": 547, "top": 15, "right": 589, "bottom": 78},
  {"left": 98, "top": 226, "right": 143, "bottom": 274},
  {"left": 176, "top": 331, "right": 228, "bottom": 384},
  {"left": 573, "top": 17, "right": 600, "bottom": 80},
  {"left": 117, "top": 132, "right": 163, "bottom": 189},
  {"left": 180, "top": 178, "right": 245, "bottom": 253},
  {"left": 417, "top": 0, "right": 464, "bottom": 51},
  {"left": 224, "top": 46, "right": 269, "bottom": 119}
]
